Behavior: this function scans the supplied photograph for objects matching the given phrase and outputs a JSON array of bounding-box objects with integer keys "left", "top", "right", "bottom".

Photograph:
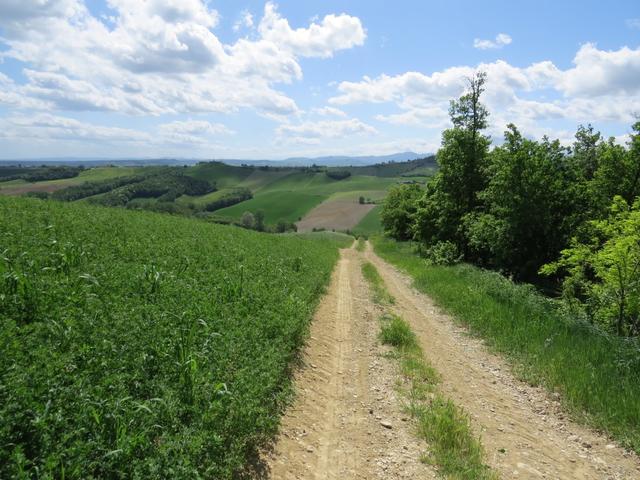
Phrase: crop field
[
  {"left": 215, "top": 190, "right": 326, "bottom": 223},
  {"left": 352, "top": 205, "right": 383, "bottom": 237},
  {"left": 0, "top": 197, "right": 351, "bottom": 479}
]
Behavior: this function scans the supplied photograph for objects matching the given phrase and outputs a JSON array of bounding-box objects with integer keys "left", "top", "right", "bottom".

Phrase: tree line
[{"left": 381, "top": 72, "right": 640, "bottom": 336}]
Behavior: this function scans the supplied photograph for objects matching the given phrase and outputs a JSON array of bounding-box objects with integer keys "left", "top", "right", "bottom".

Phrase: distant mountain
[
  {"left": 0, "top": 152, "right": 430, "bottom": 168},
  {"left": 221, "top": 152, "right": 428, "bottom": 167}
]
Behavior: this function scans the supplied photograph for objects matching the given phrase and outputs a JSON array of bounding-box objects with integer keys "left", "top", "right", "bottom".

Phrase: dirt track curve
[{"left": 266, "top": 243, "right": 640, "bottom": 479}]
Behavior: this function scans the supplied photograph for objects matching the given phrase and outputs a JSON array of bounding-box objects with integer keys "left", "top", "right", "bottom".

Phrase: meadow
[
  {"left": 0, "top": 197, "right": 351, "bottom": 479},
  {"left": 372, "top": 237, "right": 640, "bottom": 453}
]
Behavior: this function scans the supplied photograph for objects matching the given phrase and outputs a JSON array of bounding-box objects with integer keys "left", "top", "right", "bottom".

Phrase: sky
[{"left": 0, "top": 0, "right": 639, "bottom": 160}]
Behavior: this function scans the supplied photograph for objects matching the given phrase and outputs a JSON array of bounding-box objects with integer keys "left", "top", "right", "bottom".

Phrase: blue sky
[{"left": 0, "top": 0, "right": 639, "bottom": 159}]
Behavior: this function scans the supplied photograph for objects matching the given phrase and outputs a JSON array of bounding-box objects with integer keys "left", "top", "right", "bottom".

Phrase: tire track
[{"left": 365, "top": 243, "right": 640, "bottom": 479}]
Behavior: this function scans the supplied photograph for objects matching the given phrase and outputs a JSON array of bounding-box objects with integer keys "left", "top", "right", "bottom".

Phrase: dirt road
[{"left": 267, "top": 244, "right": 640, "bottom": 479}]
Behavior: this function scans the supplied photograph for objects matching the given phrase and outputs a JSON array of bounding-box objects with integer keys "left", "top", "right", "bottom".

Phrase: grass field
[
  {"left": 353, "top": 205, "right": 383, "bottom": 237},
  {"left": 372, "top": 236, "right": 640, "bottom": 453},
  {"left": 0, "top": 197, "right": 350, "bottom": 479},
  {"left": 215, "top": 190, "right": 326, "bottom": 223}
]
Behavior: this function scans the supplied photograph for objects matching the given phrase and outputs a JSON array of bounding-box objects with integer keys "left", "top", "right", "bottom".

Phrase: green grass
[
  {"left": 373, "top": 236, "right": 640, "bottom": 453},
  {"left": 361, "top": 262, "right": 395, "bottom": 304},
  {"left": 293, "top": 230, "right": 354, "bottom": 248},
  {"left": 184, "top": 162, "right": 253, "bottom": 188},
  {"left": 356, "top": 237, "right": 366, "bottom": 252},
  {"left": 353, "top": 205, "right": 383, "bottom": 237},
  {"left": 376, "top": 311, "right": 494, "bottom": 479},
  {"left": 215, "top": 190, "right": 325, "bottom": 224},
  {"left": 0, "top": 197, "right": 346, "bottom": 479}
]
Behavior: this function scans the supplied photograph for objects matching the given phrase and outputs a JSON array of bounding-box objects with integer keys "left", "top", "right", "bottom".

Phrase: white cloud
[
  {"left": 626, "top": 18, "right": 640, "bottom": 29},
  {"left": 311, "top": 106, "right": 347, "bottom": 117},
  {"left": 329, "top": 44, "right": 640, "bottom": 136},
  {"left": 473, "top": 33, "right": 512, "bottom": 50},
  {"left": 558, "top": 43, "right": 640, "bottom": 97},
  {"left": 158, "top": 119, "right": 234, "bottom": 144},
  {"left": 0, "top": 113, "right": 151, "bottom": 144},
  {"left": 258, "top": 2, "right": 366, "bottom": 58},
  {"left": 233, "top": 10, "right": 254, "bottom": 32},
  {"left": 276, "top": 118, "right": 377, "bottom": 145},
  {"left": 0, "top": 1, "right": 366, "bottom": 118}
]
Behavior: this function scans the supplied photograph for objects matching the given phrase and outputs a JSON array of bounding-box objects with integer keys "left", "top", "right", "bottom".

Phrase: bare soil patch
[{"left": 296, "top": 200, "right": 375, "bottom": 233}]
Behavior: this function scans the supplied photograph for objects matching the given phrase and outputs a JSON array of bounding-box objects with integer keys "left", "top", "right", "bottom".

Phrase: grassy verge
[
  {"left": 356, "top": 237, "right": 366, "bottom": 252},
  {"left": 372, "top": 236, "right": 640, "bottom": 453},
  {"left": 361, "top": 261, "right": 395, "bottom": 304},
  {"left": 360, "top": 260, "right": 494, "bottom": 479},
  {"left": 0, "top": 197, "right": 345, "bottom": 479},
  {"left": 378, "top": 314, "right": 495, "bottom": 479}
]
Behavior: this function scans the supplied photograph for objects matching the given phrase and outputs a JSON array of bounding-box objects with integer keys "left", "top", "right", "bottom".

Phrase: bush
[
  {"left": 204, "top": 188, "right": 252, "bottom": 212},
  {"left": 325, "top": 170, "right": 351, "bottom": 180}
]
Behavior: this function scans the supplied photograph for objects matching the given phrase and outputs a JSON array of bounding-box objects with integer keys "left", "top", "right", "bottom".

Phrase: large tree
[{"left": 413, "top": 72, "right": 491, "bottom": 256}]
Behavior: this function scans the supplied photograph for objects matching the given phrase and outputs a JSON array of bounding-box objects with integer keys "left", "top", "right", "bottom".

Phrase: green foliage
[
  {"left": 413, "top": 72, "right": 490, "bottom": 253},
  {"left": 463, "top": 124, "right": 576, "bottom": 279},
  {"left": 52, "top": 174, "right": 150, "bottom": 201},
  {"left": 374, "top": 236, "right": 640, "bottom": 453},
  {"left": 543, "top": 196, "right": 640, "bottom": 336},
  {"left": 0, "top": 166, "right": 83, "bottom": 182},
  {"left": 325, "top": 170, "right": 351, "bottom": 180},
  {"left": 361, "top": 262, "right": 395, "bottom": 304},
  {"left": 0, "top": 197, "right": 343, "bottom": 479},
  {"left": 380, "top": 183, "right": 423, "bottom": 240},
  {"left": 379, "top": 314, "right": 415, "bottom": 348},
  {"left": 93, "top": 171, "right": 214, "bottom": 207},
  {"left": 203, "top": 187, "right": 252, "bottom": 212},
  {"left": 420, "top": 240, "right": 461, "bottom": 266}
]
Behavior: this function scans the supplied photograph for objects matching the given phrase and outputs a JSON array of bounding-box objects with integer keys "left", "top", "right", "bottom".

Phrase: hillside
[
  {"left": 0, "top": 157, "right": 436, "bottom": 234},
  {"left": 0, "top": 197, "right": 352, "bottom": 479}
]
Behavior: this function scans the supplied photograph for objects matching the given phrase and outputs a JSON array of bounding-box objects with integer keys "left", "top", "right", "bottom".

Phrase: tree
[
  {"left": 542, "top": 196, "right": 640, "bottom": 336},
  {"left": 254, "top": 210, "right": 265, "bottom": 232},
  {"left": 464, "top": 124, "right": 573, "bottom": 279},
  {"left": 241, "top": 211, "right": 255, "bottom": 229},
  {"left": 380, "top": 183, "right": 423, "bottom": 240},
  {"left": 358, "top": 196, "right": 365, "bottom": 205},
  {"left": 413, "top": 71, "right": 491, "bottom": 255}
]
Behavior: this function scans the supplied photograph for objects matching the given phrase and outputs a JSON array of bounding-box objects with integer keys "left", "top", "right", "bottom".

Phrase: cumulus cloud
[
  {"left": 473, "top": 33, "right": 512, "bottom": 50},
  {"left": 233, "top": 10, "right": 254, "bottom": 32},
  {"left": 276, "top": 118, "right": 377, "bottom": 145},
  {"left": 0, "top": 0, "right": 366, "bottom": 118},
  {"left": 258, "top": 2, "right": 366, "bottom": 58},
  {"left": 311, "top": 106, "right": 347, "bottom": 117},
  {"left": 158, "top": 119, "right": 234, "bottom": 144},
  {"left": 0, "top": 113, "right": 151, "bottom": 144},
  {"left": 329, "top": 44, "right": 640, "bottom": 136},
  {"left": 559, "top": 43, "right": 640, "bottom": 97}
]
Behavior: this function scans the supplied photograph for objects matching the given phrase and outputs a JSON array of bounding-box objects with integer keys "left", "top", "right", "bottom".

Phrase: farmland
[
  {"left": 0, "top": 196, "right": 351, "bottom": 479},
  {"left": 0, "top": 158, "right": 434, "bottom": 233}
]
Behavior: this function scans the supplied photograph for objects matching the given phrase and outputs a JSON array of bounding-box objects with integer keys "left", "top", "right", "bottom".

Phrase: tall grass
[
  {"left": 0, "top": 197, "right": 346, "bottom": 479},
  {"left": 373, "top": 236, "right": 640, "bottom": 452}
]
